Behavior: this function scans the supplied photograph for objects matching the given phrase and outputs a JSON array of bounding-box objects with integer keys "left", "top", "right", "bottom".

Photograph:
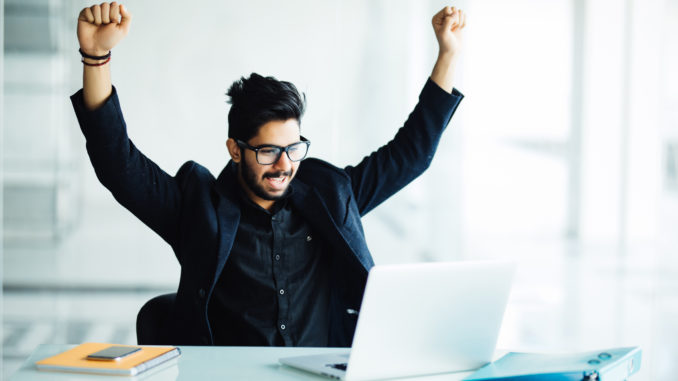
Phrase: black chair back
[{"left": 136, "top": 293, "right": 176, "bottom": 345}]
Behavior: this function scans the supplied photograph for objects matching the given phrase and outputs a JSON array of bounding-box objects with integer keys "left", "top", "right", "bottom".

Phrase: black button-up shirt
[{"left": 208, "top": 187, "right": 332, "bottom": 346}]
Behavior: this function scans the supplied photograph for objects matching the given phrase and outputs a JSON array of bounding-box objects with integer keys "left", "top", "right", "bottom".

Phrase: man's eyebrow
[{"left": 256, "top": 141, "right": 302, "bottom": 147}]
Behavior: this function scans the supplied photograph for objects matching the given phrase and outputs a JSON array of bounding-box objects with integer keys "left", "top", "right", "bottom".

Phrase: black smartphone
[{"left": 86, "top": 346, "right": 141, "bottom": 361}]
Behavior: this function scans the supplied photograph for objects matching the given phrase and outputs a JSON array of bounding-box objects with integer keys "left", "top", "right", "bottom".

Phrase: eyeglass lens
[{"left": 257, "top": 141, "right": 308, "bottom": 164}]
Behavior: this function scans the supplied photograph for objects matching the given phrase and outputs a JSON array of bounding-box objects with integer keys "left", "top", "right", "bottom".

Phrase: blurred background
[{"left": 2, "top": 0, "right": 677, "bottom": 379}]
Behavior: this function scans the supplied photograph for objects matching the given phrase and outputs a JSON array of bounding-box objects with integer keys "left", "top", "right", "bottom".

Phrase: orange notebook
[{"left": 35, "top": 342, "right": 181, "bottom": 376}]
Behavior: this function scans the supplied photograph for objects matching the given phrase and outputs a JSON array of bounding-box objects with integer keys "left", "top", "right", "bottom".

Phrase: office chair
[{"left": 136, "top": 293, "right": 176, "bottom": 345}]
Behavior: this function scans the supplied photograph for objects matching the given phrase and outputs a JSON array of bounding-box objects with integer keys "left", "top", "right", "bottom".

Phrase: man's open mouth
[{"left": 264, "top": 173, "right": 290, "bottom": 190}]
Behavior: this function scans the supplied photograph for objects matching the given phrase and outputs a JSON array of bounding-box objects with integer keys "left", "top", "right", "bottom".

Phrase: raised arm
[
  {"left": 77, "top": 2, "right": 132, "bottom": 110},
  {"left": 345, "top": 6, "right": 466, "bottom": 215},
  {"left": 72, "top": 3, "right": 186, "bottom": 250}
]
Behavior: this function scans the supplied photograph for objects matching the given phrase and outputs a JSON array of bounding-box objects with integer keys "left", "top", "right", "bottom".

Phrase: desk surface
[{"left": 9, "top": 345, "right": 475, "bottom": 381}]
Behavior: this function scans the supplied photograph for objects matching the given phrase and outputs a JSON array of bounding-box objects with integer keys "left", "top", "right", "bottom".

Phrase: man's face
[{"left": 235, "top": 119, "right": 302, "bottom": 207}]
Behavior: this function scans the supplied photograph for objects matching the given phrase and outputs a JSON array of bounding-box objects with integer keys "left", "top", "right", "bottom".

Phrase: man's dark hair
[{"left": 226, "top": 73, "right": 306, "bottom": 142}]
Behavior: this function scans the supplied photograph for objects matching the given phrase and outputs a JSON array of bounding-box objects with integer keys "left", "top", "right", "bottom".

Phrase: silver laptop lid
[{"left": 345, "top": 261, "right": 515, "bottom": 381}]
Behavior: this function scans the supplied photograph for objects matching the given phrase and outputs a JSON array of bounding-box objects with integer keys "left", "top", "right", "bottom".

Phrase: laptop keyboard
[{"left": 326, "top": 363, "right": 348, "bottom": 371}]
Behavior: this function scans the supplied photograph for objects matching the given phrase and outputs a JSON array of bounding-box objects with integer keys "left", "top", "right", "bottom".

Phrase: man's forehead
[{"left": 249, "top": 118, "right": 301, "bottom": 145}]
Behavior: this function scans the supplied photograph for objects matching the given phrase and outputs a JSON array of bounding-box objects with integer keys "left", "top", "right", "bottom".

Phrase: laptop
[{"left": 279, "top": 260, "right": 515, "bottom": 380}]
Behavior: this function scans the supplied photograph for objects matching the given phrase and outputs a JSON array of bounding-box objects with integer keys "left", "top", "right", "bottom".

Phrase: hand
[
  {"left": 77, "top": 2, "right": 132, "bottom": 56},
  {"left": 431, "top": 6, "right": 466, "bottom": 58}
]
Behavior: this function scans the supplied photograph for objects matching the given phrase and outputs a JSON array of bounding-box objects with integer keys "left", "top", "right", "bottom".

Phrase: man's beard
[{"left": 240, "top": 159, "right": 293, "bottom": 201}]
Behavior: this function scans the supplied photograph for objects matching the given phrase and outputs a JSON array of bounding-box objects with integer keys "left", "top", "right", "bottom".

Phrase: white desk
[{"left": 9, "top": 345, "right": 475, "bottom": 381}]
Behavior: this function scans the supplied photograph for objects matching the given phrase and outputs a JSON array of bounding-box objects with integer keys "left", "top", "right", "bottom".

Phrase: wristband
[
  {"left": 82, "top": 56, "right": 111, "bottom": 67},
  {"left": 79, "top": 48, "right": 111, "bottom": 61}
]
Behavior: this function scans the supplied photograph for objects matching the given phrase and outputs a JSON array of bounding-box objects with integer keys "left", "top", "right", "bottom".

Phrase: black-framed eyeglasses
[{"left": 236, "top": 136, "right": 311, "bottom": 165}]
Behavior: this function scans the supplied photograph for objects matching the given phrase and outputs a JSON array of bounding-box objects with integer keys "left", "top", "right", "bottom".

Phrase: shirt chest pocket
[{"left": 282, "top": 229, "right": 323, "bottom": 281}]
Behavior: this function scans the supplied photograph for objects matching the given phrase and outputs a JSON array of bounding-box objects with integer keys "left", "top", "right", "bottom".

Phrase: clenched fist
[
  {"left": 78, "top": 2, "right": 132, "bottom": 57},
  {"left": 432, "top": 6, "right": 466, "bottom": 57}
]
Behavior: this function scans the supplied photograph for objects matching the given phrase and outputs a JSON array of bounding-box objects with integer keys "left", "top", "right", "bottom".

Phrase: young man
[{"left": 72, "top": 3, "right": 466, "bottom": 347}]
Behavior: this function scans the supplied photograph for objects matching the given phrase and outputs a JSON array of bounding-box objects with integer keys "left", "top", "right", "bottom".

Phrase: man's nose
[{"left": 272, "top": 151, "right": 292, "bottom": 171}]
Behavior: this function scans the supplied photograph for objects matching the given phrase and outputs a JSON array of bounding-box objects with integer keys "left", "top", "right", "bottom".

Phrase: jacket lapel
[
  {"left": 290, "top": 180, "right": 372, "bottom": 273},
  {"left": 211, "top": 162, "right": 241, "bottom": 289}
]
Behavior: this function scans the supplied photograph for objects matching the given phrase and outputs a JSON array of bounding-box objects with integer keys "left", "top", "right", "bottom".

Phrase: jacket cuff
[
  {"left": 420, "top": 78, "right": 464, "bottom": 124},
  {"left": 70, "top": 86, "right": 126, "bottom": 145}
]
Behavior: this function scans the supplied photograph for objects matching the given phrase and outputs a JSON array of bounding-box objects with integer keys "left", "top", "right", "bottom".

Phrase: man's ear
[{"left": 226, "top": 138, "right": 242, "bottom": 163}]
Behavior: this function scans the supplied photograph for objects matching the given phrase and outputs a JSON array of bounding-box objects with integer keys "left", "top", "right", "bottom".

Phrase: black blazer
[{"left": 71, "top": 78, "right": 463, "bottom": 346}]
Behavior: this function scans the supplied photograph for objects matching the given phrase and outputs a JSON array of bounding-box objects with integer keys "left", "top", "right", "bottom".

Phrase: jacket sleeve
[
  {"left": 71, "top": 87, "right": 188, "bottom": 248},
  {"left": 343, "top": 78, "right": 464, "bottom": 216}
]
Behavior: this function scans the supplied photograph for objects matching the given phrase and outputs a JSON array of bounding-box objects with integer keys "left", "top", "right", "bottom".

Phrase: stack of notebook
[{"left": 35, "top": 342, "right": 181, "bottom": 376}]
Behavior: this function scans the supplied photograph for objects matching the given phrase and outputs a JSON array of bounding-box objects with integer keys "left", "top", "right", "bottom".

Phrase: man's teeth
[{"left": 270, "top": 177, "right": 285, "bottom": 183}]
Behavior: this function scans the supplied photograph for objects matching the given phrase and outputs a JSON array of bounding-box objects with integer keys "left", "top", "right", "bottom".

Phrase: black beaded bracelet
[
  {"left": 82, "top": 56, "right": 111, "bottom": 67},
  {"left": 79, "top": 48, "right": 111, "bottom": 61}
]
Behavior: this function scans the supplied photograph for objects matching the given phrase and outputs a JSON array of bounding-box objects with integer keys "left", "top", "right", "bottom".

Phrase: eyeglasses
[{"left": 236, "top": 136, "right": 311, "bottom": 165}]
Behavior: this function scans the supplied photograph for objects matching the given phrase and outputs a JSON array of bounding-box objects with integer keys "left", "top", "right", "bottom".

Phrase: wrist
[
  {"left": 79, "top": 46, "right": 109, "bottom": 57},
  {"left": 82, "top": 57, "right": 111, "bottom": 67},
  {"left": 79, "top": 48, "right": 112, "bottom": 67},
  {"left": 436, "top": 50, "right": 459, "bottom": 64},
  {"left": 430, "top": 53, "right": 458, "bottom": 94}
]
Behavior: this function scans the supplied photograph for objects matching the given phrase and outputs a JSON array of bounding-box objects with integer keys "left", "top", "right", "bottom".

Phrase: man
[{"left": 72, "top": 2, "right": 466, "bottom": 347}]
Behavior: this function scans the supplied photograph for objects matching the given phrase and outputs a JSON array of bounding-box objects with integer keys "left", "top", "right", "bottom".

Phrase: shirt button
[
  {"left": 198, "top": 288, "right": 206, "bottom": 298},
  {"left": 271, "top": 216, "right": 277, "bottom": 222},
  {"left": 275, "top": 254, "right": 280, "bottom": 261},
  {"left": 280, "top": 324, "right": 286, "bottom": 330},
  {"left": 306, "top": 235, "right": 312, "bottom": 242},
  {"left": 279, "top": 289, "right": 285, "bottom": 295}
]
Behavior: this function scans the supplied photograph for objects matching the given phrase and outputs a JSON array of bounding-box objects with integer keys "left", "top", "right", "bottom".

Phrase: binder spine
[{"left": 597, "top": 347, "right": 642, "bottom": 380}]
